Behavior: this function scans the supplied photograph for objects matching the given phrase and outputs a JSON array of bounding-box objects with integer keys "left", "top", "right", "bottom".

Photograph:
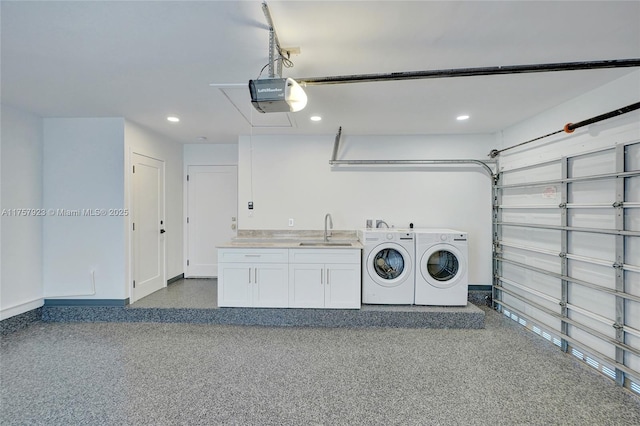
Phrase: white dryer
[
  {"left": 414, "top": 229, "right": 468, "bottom": 306},
  {"left": 358, "top": 229, "right": 415, "bottom": 304}
]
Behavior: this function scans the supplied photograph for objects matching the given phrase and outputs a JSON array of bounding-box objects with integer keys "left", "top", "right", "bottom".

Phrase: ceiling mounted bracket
[{"left": 262, "top": 1, "right": 282, "bottom": 78}]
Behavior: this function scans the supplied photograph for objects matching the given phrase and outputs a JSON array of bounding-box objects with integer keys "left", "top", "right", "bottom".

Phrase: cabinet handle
[
  {"left": 255, "top": 268, "right": 258, "bottom": 284},
  {"left": 248, "top": 268, "right": 252, "bottom": 284},
  {"left": 327, "top": 269, "right": 330, "bottom": 285},
  {"left": 321, "top": 269, "right": 323, "bottom": 285}
]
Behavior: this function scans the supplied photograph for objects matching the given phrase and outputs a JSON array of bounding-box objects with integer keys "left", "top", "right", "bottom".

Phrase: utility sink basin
[{"left": 299, "top": 242, "right": 353, "bottom": 247}]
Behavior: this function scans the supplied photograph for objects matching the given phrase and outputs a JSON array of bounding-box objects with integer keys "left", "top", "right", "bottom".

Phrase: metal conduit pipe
[{"left": 329, "top": 127, "right": 496, "bottom": 178}]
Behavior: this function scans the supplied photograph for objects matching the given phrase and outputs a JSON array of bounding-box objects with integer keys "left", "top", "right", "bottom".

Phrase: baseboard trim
[
  {"left": 44, "top": 299, "right": 129, "bottom": 307},
  {"left": 167, "top": 273, "right": 185, "bottom": 285},
  {"left": 1, "top": 297, "right": 44, "bottom": 320},
  {"left": 469, "top": 285, "right": 492, "bottom": 291}
]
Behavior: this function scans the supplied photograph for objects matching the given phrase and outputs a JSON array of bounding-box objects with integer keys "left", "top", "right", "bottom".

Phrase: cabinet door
[
  {"left": 325, "top": 264, "right": 361, "bottom": 309},
  {"left": 218, "top": 264, "right": 252, "bottom": 307},
  {"left": 289, "top": 264, "right": 324, "bottom": 308},
  {"left": 253, "top": 264, "right": 288, "bottom": 308}
]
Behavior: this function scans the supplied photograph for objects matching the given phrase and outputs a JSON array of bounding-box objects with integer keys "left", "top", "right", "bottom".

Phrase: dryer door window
[
  {"left": 420, "top": 244, "right": 465, "bottom": 289},
  {"left": 427, "top": 250, "right": 459, "bottom": 281},
  {"left": 366, "top": 243, "right": 412, "bottom": 287}
]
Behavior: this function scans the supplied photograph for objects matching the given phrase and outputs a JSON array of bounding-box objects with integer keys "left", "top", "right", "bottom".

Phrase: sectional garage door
[{"left": 493, "top": 126, "right": 640, "bottom": 394}]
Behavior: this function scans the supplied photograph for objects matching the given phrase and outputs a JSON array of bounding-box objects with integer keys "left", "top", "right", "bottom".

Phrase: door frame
[{"left": 127, "top": 150, "right": 167, "bottom": 304}]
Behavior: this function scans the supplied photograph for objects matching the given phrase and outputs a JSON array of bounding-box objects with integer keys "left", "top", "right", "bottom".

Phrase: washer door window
[
  {"left": 367, "top": 243, "right": 412, "bottom": 287},
  {"left": 420, "top": 244, "right": 465, "bottom": 289}
]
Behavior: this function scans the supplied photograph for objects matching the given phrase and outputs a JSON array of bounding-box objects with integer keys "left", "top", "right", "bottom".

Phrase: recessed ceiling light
[
  {"left": 310, "top": 115, "right": 322, "bottom": 122},
  {"left": 456, "top": 115, "right": 470, "bottom": 121},
  {"left": 167, "top": 116, "right": 180, "bottom": 123}
]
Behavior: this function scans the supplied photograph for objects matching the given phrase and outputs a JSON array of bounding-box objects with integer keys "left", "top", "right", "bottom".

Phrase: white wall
[
  {"left": 43, "top": 118, "right": 126, "bottom": 300},
  {"left": 237, "top": 133, "right": 495, "bottom": 285},
  {"left": 184, "top": 143, "right": 238, "bottom": 166},
  {"left": 125, "top": 121, "right": 184, "bottom": 282},
  {"left": 0, "top": 106, "right": 44, "bottom": 319}
]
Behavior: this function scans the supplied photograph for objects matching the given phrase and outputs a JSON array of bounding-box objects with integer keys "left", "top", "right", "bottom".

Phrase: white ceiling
[{"left": 2, "top": 1, "right": 639, "bottom": 144}]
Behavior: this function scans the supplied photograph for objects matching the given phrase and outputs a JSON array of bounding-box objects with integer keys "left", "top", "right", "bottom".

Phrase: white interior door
[
  {"left": 132, "top": 153, "right": 165, "bottom": 302},
  {"left": 186, "top": 165, "right": 238, "bottom": 277}
]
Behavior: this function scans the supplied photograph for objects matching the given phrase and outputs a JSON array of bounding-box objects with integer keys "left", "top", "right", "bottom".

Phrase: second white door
[{"left": 186, "top": 165, "right": 238, "bottom": 277}]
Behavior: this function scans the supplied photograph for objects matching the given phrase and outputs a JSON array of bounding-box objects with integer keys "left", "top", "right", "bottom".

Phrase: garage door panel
[
  {"left": 625, "top": 349, "right": 640, "bottom": 374},
  {"left": 627, "top": 238, "right": 640, "bottom": 268},
  {"left": 626, "top": 300, "right": 640, "bottom": 331},
  {"left": 568, "top": 209, "right": 616, "bottom": 229},
  {"left": 627, "top": 271, "right": 640, "bottom": 298},
  {"left": 568, "top": 284, "right": 616, "bottom": 323},
  {"left": 625, "top": 142, "right": 640, "bottom": 171},
  {"left": 569, "top": 180, "right": 617, "bottom": 204},
  {"left": 569, "top": 149, "right": 615, "bottom": 178},
  {"left": 568, "top": 325, "right": 616, "bottom": 360},
  {"left": 502, "top": 209, "right": 560, "bottom": 226},
  {"left": 502, "top": 246, "right": 562, "bottom": 275},
  {"left": 626, "top": 207, "right": 640, "bottom": 232},
  {"left": 496, "top": 140, "right": 639, "bottom": 392},
  {"left": 569, "top": 233, "right": 616, "bottom": 261},
  {"left": 503, "top": 281, "right": 560, "bottom": 313},
  {"left": 568, "top": 259, "right": 615, "bottom": 290},
  {"left": 502, "top": 227, "right": 561, "bottom": 251},
  {"left": 501, "top": 163, "right": 561, "bottom": 185}
]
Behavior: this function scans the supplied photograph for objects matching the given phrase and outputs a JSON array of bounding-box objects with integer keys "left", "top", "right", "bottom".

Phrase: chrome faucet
[{"left": 324, "top": 213, "right": 333, "bottom": 242}]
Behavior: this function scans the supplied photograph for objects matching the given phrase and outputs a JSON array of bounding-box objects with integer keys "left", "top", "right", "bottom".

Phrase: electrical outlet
[{"left": 288, "top": 218, "right": 294, "bottom": 227}]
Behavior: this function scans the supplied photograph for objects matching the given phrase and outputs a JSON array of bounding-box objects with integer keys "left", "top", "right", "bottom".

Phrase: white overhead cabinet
[
  {"left": 289, "top": 249, "right": 361, "bottom": 309},
  {"left": 218, "top": 247, "right": 361, "bottom": 309},
  {"left": 217, "top": 249, "right": 289, "bottom": 307}
]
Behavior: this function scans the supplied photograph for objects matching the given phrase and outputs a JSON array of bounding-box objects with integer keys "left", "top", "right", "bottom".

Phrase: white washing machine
[
  {"left": 414, "top": 229, "right": 468, "bottom": 306},
  {"left": 358, "top": 229, "right": 415, "bottom": 304}
]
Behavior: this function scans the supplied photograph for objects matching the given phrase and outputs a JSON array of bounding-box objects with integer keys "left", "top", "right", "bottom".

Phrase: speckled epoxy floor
[
  {"left": 2, "top": 306, "right": 640, "bottom": 425},
  {"left": 129, "top": 278, "right": 218, "bottom": 309}
]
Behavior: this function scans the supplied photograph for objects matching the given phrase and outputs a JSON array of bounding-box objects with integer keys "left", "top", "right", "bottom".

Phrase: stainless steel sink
[{"left": 299, "top": 242, "right": 353, "bottom": 247}]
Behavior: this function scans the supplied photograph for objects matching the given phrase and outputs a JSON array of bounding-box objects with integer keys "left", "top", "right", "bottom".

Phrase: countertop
[{"left": 218, "top": 230, "right": 363, "bottom": 249}]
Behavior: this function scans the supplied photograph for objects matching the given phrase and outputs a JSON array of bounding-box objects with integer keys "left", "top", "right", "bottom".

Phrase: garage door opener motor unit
[{"left": 249, "top": 78, "right": 307, "bottom": 113}]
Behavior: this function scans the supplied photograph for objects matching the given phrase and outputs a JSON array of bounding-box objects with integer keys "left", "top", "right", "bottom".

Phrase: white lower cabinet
[
  {"left": 218, "top": 249, "right": 288, "bottom": 307},
  {"left": 218, "top": 247, "right": 361, "bottom": 309},
  {"left": 289, "top": 249, "right": 361, "bottom": 309}
]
